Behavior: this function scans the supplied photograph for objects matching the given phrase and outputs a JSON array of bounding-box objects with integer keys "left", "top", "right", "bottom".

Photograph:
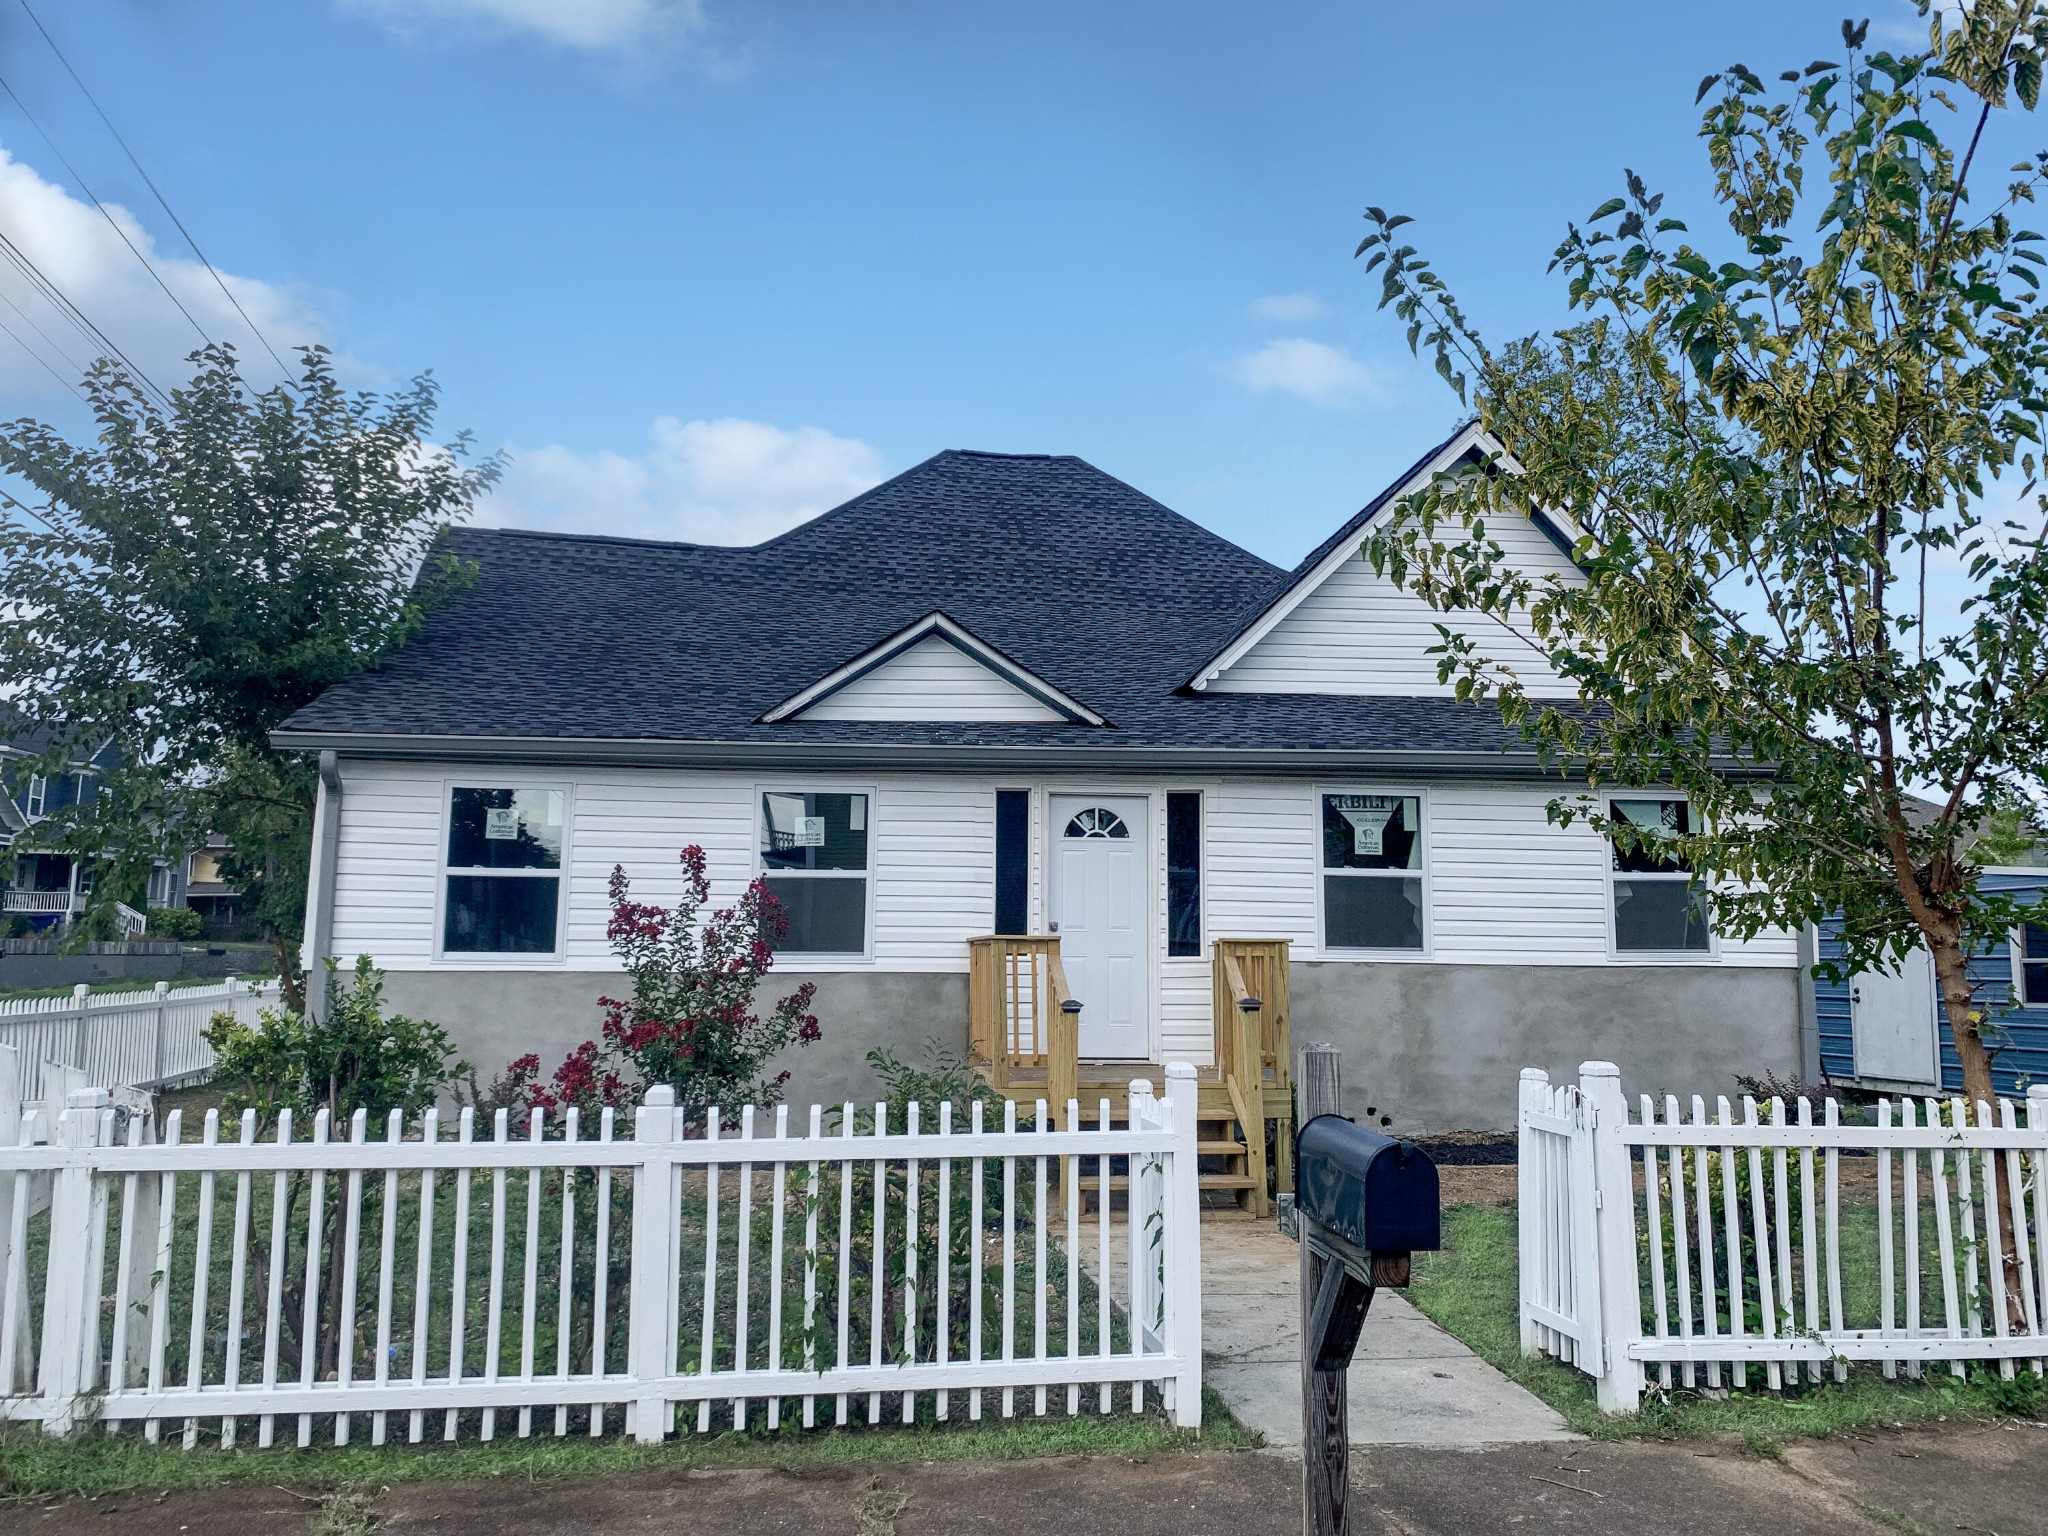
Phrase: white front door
[
  {"left": 1048, "top": 794, "right": 1150, "bottom": 1060},
  {"left": 1851, "top": 945, "right": 1941, "bottom": 1085}
]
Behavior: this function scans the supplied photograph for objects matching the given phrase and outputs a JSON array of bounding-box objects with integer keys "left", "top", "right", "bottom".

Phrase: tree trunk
[
  {"left": 275, "top": 932, "right": 306, "bottom": 1014},
  {"left": 1928, "top": 933, "right": 2026, "bottom": 1329}
]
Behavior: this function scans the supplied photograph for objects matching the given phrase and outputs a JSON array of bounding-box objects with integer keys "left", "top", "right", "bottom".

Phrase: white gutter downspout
[{"left": 302, "top": 750, "right": 344, "bottom": 1021}]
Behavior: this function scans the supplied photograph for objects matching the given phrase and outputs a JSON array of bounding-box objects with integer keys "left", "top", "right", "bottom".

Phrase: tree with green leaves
[
  {"left": 1357, "top": 7, "right": 2048, "bottom": 1128},
  {"left": 0, "top": 345, "right": 500, "bottom": 1005}
]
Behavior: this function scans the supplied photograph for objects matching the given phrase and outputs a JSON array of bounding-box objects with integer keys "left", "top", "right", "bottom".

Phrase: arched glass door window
[{"left": 1064, "top": 807, "right": 1130, "bottom": 840}]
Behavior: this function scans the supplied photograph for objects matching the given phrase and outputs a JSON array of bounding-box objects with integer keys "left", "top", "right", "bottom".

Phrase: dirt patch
[{"left": 1438, "top": 1163, "right": 1518, "bottom": 1206}]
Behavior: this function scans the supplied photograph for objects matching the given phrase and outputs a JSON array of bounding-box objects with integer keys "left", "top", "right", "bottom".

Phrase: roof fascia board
[
  {"left": 1190, "top": 420, "right": 1492, "bottom": 691},
  {"left": 270, "top": 728, "right": 1774, "bottom": 781},
  {"left": 758, "top": 611, "right": 1107, "bottom": 726}
]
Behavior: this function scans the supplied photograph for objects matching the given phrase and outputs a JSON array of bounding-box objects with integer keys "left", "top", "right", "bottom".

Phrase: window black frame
[{"left": 1167, "top": 791, "right": 1201, "bottom": 958}]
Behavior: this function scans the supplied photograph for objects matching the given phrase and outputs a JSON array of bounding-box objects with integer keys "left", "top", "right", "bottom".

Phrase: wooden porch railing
[
  {"left": 1212, "top": 937, "right": 1294, "bottom": 1213},
  {"left": 967, "top": 935, "right": 1080, "bottom": 1124}
]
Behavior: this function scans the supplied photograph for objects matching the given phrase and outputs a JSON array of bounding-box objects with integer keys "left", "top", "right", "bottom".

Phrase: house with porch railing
[
  {"left": 274, "top": 423, "right": 1811, "bottom": 1171},
  {"left": 0, "top": 725, "right": 165, "bottom": 938}
]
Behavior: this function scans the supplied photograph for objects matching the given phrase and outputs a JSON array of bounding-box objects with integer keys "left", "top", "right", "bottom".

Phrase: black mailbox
[{"left": 1295, "top": 1115, "right": 1441, "bottom": 1256}]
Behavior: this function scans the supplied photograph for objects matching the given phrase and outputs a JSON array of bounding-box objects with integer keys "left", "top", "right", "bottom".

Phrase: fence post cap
[
  {"left": 1578, "top": 1061, "right": 1621, "bottom": 1080},
  {"left": 1520, "top": 1067, "right": 1551, "bottom": 1083},
  {"left": 72, "top": 983, "right": 89, "bottom": 999},
  {"left": 1164, "top": 1060, "right": 1198, "bottom": 1081},
  {"left": 642, "top": 1084, "right": 676, "bottom": 1107},
  {"left": 2029, "top": 1084, "right": 2048, "bottom": 1101},
  {"left": 66, "top": 1087, "right": 111, "bottom": 1109},
  {"left": 153, "top": 980, "right": 170, "bottom": 996},
  {"left": 1128, "top": 1077, "right": 1156, "bottom": 1098},
  {"left": 1059, "top": 998, "right": 1083, "bottom": 1014}
]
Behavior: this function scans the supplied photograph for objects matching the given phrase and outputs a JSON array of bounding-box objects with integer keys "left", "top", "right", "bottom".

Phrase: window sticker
[
  {"left": 794, "top": 815, "right": 826, "bottom": 847},
  {"left": 484, "top": 806, "right": 520, "bottom": 840},
  {"left": 1331, "top": 794, "right": 1398, "bottom": 856}
]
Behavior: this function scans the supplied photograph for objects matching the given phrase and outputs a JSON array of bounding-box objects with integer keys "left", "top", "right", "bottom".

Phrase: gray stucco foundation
[
  {"left": 377, "top": 960, "right": 1799, "bottom": 1133},
  {"left": 1290, "top": 960, "right": 1804, "bottom": 1133},
  {"left": 375, "top": 969, "right": 967, "bottom": 1112}
]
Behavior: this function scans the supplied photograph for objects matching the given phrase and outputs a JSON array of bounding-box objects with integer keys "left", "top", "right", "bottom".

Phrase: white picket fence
[
  {"left": 0, "top": 1064, "right": 1204, "bottom": 1443},
  {"left": 0, "top": 978, "right": 277, "bottom": 1095},
  {"left": 1519, "top": 1062, "right": 2048, "bottom": 1411}
]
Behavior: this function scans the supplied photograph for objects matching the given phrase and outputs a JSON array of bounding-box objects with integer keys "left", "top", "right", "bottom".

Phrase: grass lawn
[
  {"left": 1408, "top": 1202, "right": 2046, "bottom": 1442},
  {"left": 0, "top": 1387, "right": 1257, "bottom": 1501}
]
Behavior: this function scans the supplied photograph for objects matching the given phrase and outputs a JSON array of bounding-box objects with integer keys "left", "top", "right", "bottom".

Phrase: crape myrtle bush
[{"left": 503, "top": 845, "right": 821, "bottom": 1126}]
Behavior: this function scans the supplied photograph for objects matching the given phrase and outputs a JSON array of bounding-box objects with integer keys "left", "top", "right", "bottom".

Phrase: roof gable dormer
[
  {"left": 762, "top": 612, "right": 1107, "bottom": 726},
  {"left": 1188, "top": 421, "right": 1584, "bottom": 699}
]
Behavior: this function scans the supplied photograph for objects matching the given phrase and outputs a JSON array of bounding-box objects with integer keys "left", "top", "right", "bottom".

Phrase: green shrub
[{"left": 145, "top": 904, "right": 204, "bottom": 940}]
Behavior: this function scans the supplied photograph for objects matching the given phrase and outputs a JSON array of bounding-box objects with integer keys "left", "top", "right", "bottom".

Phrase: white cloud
[
  {"left": 341, "top": 0, "right": 704, "bottom": 50},
  {"left": 0, "top": 145, "right": 322, "bottom": 408},
  {"left": 1231, "top": 337, "right": 1374, "bottom": 404},
  {"left": 1248, "top": 292, "right": 1325, "bottom": 322},
  {"left": 480, "top": 416, "right": 887, "bottom": 544}
]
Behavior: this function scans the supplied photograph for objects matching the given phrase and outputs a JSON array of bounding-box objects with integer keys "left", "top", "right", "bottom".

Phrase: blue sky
[{"left": 0, "top": 0, "right": 1948, "bottom": 564}]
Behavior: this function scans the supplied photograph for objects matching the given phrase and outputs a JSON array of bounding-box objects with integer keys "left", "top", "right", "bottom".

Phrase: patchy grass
[
  {"left": 0, "top": 1388, "right": 1259, "bottom": 1501},
  {"left": 1408, "top": 1203, "right": 2045, "bottom": 1441}
]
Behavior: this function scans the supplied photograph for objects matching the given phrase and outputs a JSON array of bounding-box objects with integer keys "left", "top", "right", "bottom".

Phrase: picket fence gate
[
  {"left": 0, "top": 1063, "right": 1203, "bottom": 1443},
  {"left": 1520, "top": 1062, "right": 2048, "bottom": 1412},
  {"left": 0, "top": 978, "right": 277, "bottom": 1095}
]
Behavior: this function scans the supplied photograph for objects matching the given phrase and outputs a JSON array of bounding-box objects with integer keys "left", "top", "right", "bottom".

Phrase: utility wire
[
  {"left": 0, "top": 271, "right": 86, "bottom": 379},
  {"left": 0, "top": 69, "right": 213, "bottom": 349},
  {"left": 0, "top": 224, "right": 169, "bottom": 406},
  {"left": 15, "top": 0, "right": 294, "bottom": 381},
  {"left": 0, "top": 309, "right": 86, "bottom": 401}
]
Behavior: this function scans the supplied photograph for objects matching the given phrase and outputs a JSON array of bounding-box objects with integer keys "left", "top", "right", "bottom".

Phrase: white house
[{"left": 275, "top": 421, "right": 1804, "bottom": 1131}]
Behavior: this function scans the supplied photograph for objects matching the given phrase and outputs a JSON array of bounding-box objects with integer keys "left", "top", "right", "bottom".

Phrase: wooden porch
[{"left": 965, "top": 934, "right": 1294, "bottom": 1214}]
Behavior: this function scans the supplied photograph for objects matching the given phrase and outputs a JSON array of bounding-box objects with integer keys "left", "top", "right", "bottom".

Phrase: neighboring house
[
  {"left": 1811, "top": 865, "right": 2048, "bottom": 1097},
  {"left": 0, "top": 726, "right": 179, "bottom": 935},
  {"left": 275, "top": 422, "right": 1805, "bottom": 1130},
  {"left": 183, "top": 834, "right": 247, "bottom": 940}
]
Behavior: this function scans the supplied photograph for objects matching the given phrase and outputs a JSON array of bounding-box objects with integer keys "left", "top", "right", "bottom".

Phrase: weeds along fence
[
  {"left": 0, "top": 1065, "right": 1204, "bottom": 1444},
  {"left": 1519, "top": 1062, "right": 2048, "bottom": 1412},
  {"left": 0, "top": 978, "right": 277, "bottom": 1094}
]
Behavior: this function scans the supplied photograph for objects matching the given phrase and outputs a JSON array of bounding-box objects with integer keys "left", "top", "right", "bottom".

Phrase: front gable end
[
  {"left": 1191, "top": 423, "right": 1584, "bottom": 699},
  {"left": 763, "top": 613, "right": 1107, "bottom": 726}
]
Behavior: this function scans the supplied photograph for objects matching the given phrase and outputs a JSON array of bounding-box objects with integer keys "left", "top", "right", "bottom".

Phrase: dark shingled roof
[{"left": 277, "top": 448, "right": 1549, "bottom": 763}]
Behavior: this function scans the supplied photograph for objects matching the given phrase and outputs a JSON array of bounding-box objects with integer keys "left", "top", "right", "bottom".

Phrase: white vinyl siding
[
  {"left": 325, "top": 765, "right": 1797, "bottom": 993},
  {"left": 796, "top": 634, "right": 1067, "bottom": 722},
  {"left": 1206, "top": 512, "right": 1581, "bottom": 698}
]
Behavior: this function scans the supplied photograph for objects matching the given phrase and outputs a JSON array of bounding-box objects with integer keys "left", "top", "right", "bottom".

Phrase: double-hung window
[
  {"left": 1608, "top": 797, "right": 1711, "bottom": 953},
  {"left": 1320, "top": 791, "right": 1426, "bottom": 951},
  {"left": 441, "top": 787, "right": 565, "bottom": 955},
  {"left": 760, "top": 791, "right": 870, "bottom": 955},
  {"left": 2019, "top": 922, "right": 2048, "bottom": 1006},
  {"left": 23, "top": 775, "right": 44, "bottom": 820}
]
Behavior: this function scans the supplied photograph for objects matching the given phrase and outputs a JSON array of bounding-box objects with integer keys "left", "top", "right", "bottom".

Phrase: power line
[
  {"left": 0, "top": 275, "right": 86, "bottom": 378},
  {"left": 0, "top": 224, "right": 170, "bottom": 407},
  {"left": 0, "top": 70, "right": 214, "bottom": 350},
  {"left": 15, "top": 0, "right": 294, "bottom": 382},
  {"left": 0, "top": 309, "right": 85, "bottom": 401}
]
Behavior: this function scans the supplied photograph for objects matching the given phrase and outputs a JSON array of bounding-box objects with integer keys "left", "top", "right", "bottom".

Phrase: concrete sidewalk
[{"left": 1199, "top": 1213, "right": 1576, "bottom": 1448}]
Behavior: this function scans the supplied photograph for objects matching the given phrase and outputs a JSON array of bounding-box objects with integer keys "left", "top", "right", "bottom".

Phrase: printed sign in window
[
  {"left": 794, "top": 815, "right": 826, "bottom": 847},
  {"left": 1331, "top": 795, "right": 1397, "bottom": 856},
  {"left": 484, "top": 806, "right": 520, "bottom": 841}
]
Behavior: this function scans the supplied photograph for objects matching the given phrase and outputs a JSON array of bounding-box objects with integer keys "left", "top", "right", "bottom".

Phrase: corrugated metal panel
[
  {"left": 1205, "top": 514, "right": 1581, "bottom": 698},
  {"left": 797, "top": 634, "right": 1067, "bottom": 721}
]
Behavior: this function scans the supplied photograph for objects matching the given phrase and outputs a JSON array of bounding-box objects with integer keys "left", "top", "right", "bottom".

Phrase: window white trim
[
  {"left": 1312, "top": 784, "right": 1432, "bottom": 958},
  {"left": 1604, "top": 792, "right": 1719, "bottom": 962},
  {"left": 24, "top": 775, "right": 45, "bottom": 820},
  {"left": 430, "top": 779, "right": 571, "bottom": 966},
  {"left": 751, "top": 783, "right": 878, "bottom": 965},
  {"left": 2014, "top": 918, "right": 2048, "bottom": 1008}
]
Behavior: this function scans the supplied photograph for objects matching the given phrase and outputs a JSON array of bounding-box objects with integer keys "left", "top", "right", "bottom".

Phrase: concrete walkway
[{"left": 1200, "top": 1213, "right": 1577, "bottom": 1448}]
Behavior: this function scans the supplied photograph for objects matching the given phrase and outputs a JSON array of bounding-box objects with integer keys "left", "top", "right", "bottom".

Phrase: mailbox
[
  {"left": 1295, "top": 1115, "right": 1441, "bottom": 1257},
  {"left": 1293, "top": 1115, "right": 1441, "bottom": 1373}
]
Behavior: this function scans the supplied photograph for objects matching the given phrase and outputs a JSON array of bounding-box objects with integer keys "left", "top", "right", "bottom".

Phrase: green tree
[
  {"left": 0, "top": 345, "right": 500, "bottom": 1004},
  {"left": 1358, "top": 7, "right": 2048, "bottom": 1117}
]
